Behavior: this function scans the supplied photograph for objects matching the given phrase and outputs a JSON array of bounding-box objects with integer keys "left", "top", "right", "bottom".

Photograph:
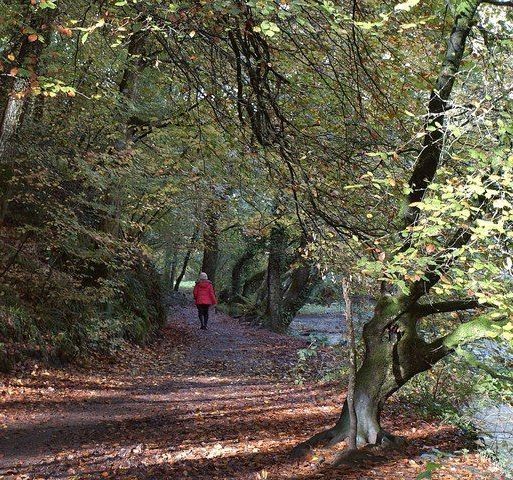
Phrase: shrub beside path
[{"left": 0, "top": 304, "right": 502, "bottom": 479}]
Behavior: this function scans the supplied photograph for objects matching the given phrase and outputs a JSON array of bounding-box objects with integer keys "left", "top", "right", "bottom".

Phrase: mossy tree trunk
[
  {"left": 297, "top": 296, "right": 454, "bottom": 448},
  {"left": 230, "top": 248, "right": 256, "bottom": 301},
  {"left": 264, "top": 223, "right": 288, "bottom": 332},
  {"left": 259, "top": 229, "right": 319, "bottom": 332}
]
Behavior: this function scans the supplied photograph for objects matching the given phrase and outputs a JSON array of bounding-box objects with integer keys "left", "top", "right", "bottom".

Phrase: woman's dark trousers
[{"left": 197, "top": 304, "right": 209, "bottom": 329}]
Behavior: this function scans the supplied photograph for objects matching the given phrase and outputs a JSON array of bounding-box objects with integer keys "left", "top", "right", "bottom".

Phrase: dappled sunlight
[{"left": 1, "top": 306, "right": 498, "bottom": 479}]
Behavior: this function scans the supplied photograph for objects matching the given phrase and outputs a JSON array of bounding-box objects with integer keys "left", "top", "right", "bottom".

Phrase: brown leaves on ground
[{"left": 0, "top": 306, "right": 503, "bottom": 479}]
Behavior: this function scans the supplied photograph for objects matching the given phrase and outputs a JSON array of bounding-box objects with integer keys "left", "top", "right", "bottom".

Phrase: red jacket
[{"left": 193, "top": 280, "right": 217, "bottom": 306}]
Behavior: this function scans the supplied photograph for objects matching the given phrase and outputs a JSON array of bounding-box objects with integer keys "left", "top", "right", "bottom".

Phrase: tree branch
[
  {"left": 402, "top": 0, "right": 480, "bottom": 230},
  {"left": 414, "top": 299, "right": 484, "bottom": 317},
  {"left": 437, "top": 314, "right": 507, "bottom": 350},
  {"left": 422, "top": 314, "right": 507, "bottom": 366}
]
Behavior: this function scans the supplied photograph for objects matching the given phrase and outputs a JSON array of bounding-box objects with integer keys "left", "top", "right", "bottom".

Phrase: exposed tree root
[
  {"left": 290, "top": 425, "right": 346, "bottom": 461},
  {"left": 291, "top": 426, "right": 406, "bottom": 467}
]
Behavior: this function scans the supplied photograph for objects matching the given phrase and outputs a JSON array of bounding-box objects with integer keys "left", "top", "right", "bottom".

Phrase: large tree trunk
[
  {"left": 259, "top": 229, "right": 319, "bottom": 331},
  {"left": 281, "top": 263, "right": 319, "bottom": 321},
  {"left": 265, "top": 223, "right": 287, "bottom": 332},
  {"left": 0, "top": 9, "right": 52, "bottom": 224},
  {"left": 242, "top": 269, "right": 266, "bottom": 298},
  {"left": 296, "top": 296, "right": 449, "bottom": 450},
  {"left": 201, "top": 208, "right": 220, "bottom": 284},
  {"left": 230, "top": 248, "right": 255, "bottom": 301}
]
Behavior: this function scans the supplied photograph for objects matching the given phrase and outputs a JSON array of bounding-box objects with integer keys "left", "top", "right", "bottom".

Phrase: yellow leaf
[{"left": 395, "top": 0, "right": 421, "bottom": 12}]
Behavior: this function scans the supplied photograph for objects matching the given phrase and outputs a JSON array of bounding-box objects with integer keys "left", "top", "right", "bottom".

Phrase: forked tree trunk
[
  {"left": 296, "top": 297, "right": 449, "bottom": 450},
  {"left": 242, "top": 269, "right": 266, "bottom": 298},
  {"left": 230, "top": 248, "right": 255, "bottom": 301},
  {"left": 281, "top": 263, "right": 319, "bottom": 323}
]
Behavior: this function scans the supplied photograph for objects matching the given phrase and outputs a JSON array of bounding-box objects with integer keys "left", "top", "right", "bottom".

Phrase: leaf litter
[{"left": 0, "top": 305, "right": 503, "bottom": 479}]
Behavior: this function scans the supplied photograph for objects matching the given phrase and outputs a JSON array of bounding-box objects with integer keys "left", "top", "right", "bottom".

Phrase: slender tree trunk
[
  {"left": 162, "top": 248, "right": 178, "bottom": 288},
  {"left": 174, "top": 227, "right": 199, "bottom": 291},
  {"left": 174, "top": 252, "right": 192, "bottom": 291},
  {"left": 169, "top": 250, "right": 178, "bottom": 288},
  {"left": 403, "top": 0, "right": 481, "bottom": 229},
  {"left": 342, "top": 278, "right": 357, "bottom": 451}
]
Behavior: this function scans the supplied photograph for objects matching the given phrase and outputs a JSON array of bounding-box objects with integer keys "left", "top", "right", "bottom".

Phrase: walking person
[{"left": 193, "top": 272, "right": 217, "bottom": 330}]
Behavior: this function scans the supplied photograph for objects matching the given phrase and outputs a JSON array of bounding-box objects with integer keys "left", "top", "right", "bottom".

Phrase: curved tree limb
[{"left": 414, "top": 299, "right": 483, "bottom": 317}]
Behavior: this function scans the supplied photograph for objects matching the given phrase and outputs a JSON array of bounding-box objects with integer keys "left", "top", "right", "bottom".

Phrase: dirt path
[{"left": 0, "top": 306, "right": 501, "bottom": 479}]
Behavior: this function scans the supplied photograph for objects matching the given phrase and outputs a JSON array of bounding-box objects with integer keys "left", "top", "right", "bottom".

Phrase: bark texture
[
  {"left": 403, "top": 0, "right": 480, "bottom": 229},
  {"left": 265, "top": 223, "right": 287, "bottom": 332},
  {"left": 230, "top": 248, "right": 256, "bottom": 301},
  {"left": 201, "top": 208, "right": 220, "bottom": 284},
  {"left": 296, "top": 297, "right": 450, "bottom": 450},
  {"left": 0, "top": 9, "right": 51, "bottom": 224}
]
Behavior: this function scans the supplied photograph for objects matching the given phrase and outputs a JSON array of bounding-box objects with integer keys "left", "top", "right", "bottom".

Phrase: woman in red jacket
[{"left": 193, "top": 272, "right": 217, "bottom": 330}]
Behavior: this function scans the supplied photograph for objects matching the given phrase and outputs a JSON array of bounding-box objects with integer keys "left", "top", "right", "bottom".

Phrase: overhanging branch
[
  {"left": 439, "top": 314, "right": 506, "bottom": 349},
  {"left": 423, "top": 314, "right": 507, "bottom": 365},
  {"left": 414, "top": 299, "right": 484, "bottom": 317}
]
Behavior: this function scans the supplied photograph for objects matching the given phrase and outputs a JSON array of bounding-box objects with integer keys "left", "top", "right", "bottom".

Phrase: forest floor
[{"left": 0, "top": 304, "right": 505, "bottom": 479}]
